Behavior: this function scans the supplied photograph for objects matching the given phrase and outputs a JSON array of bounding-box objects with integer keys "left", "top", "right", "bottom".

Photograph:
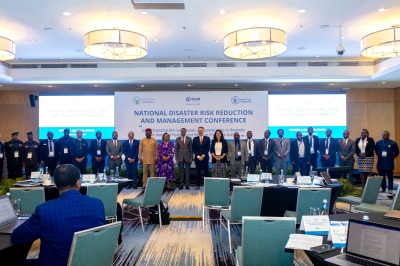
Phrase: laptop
[
  {"left": 325, "top": 219, "right": 400, "bottom": 266},
  {"left": 321, "top": 172, "right": 333, "bottom": 184},
  {"left": 0, "top": 195, "right": 27, "bottom": 234},
  {"left": 384, "top": 210, "right": 400, "bottom": 220}
]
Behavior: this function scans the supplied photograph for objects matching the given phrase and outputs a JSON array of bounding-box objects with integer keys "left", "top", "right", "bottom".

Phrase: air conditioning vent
[
  {"left": 278, "top": 62, "right": 297, "bottom": 67},
  {"left": 217, "top": 63, "right": 236, "bottom": 67},
  {"left": 156, "top": 63, "right": 180, "bottom": 68},
  {"left": 308, "top": 62, "right": 328, "bottom": 66},
  {"left": 247, "top": 62, "right": 266, "bottom": 67},
  {"left": 339, "top": 62, "right": 359, "bottom": 66},
  {"left": 41, "top": 64, "right": 68, "bottom": 68},
  {"left": 11, "top": 64, "right": 39, "bottom": 69},
  {"left": 71, "top": 64, "right": 97, "bottom": 68},
  {"left": 0, "top": 61, "right": 10, "bottom": 68},
  {"left": 183, "top": 63, "right": 207, "bottom": 67}
]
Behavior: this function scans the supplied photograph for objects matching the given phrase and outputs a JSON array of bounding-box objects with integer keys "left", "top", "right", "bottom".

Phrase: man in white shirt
[{"left": 290, "top": 132, "right": 310, "bottom": 176}]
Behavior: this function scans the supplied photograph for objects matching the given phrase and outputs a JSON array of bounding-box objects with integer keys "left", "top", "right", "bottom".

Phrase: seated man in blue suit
[
  {"left": 11, "top": 164, "right": 105, "bottom": 266},
  {"left": 123, "top": 131, "right": 139, "bottom": 189}
]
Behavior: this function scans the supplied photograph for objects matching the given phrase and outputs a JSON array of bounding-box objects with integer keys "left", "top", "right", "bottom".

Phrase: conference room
[{"left": 1, "top": 0, "right": 400, "bottom": 265}]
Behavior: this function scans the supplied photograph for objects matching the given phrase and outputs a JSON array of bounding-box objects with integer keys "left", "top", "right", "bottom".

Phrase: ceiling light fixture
[
  {"left": 316, "top": 55, "right": 320, "bottom": 57},
  {"left": 282, "top": 84, "right": 286, "bottom": 86},
  {"left": 361, "top": 26, "right": 400, "bottom": 58},
  {"left": 187, "top": 84, "right": 191, "bottom": 87},
  {"left": 84, "top": 29, "right": 148, "bottom": 60},
  {"left": 141, "top": 85, "right": 145, "bottom": 87},
  {"left": 341, "top": 36, "right": 346, "bottom": 39},
  {"left": 382, "top": 82, "right": 386, "bottom": 84},
  {"left": 48, "top": 85, "right": 53, "bottom": 88},
  {"left": 0, "top": 36, "right": 16, "bottom": 61},
  {"left": 63, "top": 12, "right": 71, "bottom": 15},
  {"left": 215, "top": 40, "right": 220, "bottom": 43},
  {"left": 329, "top": 83, "right": 334, "bottom": 85},
  {"left": 234, "top": 84, "right": 238, "bottom": 86},
  {"left": 154, "top": 38, "right": 159, "bottom": 42},
  {"left": 320, "top": 25, "right": 329, "bottom": 29},
  {"left": 141, "top": 11, "right": 147, "bottom": 15},
  {"left": 30, "top": 40, "right": 37, "bottom": 43},
  {"left": 297, "top": 9, "right": 306, "bottom": 13},
  {"left": 378, "top": 8, "right": 385, "bottom": 12},
  {"left": 223, "top": 27, "right": 287, "bottom": 59},
  {"left": 219, "top": 10, "right": 225, "bottom": 14},
  {"left": 94, "top": 85, "right": 98, "bottom": 87}
]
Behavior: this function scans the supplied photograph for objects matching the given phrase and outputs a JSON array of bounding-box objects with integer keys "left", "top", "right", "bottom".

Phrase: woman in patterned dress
[
  {"left": 355, "top": 129, "right": 375, "bottom": 188},
  {"left": 156, "top": 133, "right": 175, "bottom": 188},
  {"left": 210, "top": 130, "right": 228, "bottom": 177}
]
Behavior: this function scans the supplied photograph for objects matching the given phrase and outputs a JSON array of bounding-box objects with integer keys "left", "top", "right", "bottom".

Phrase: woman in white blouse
[{"left": 210, "top": 130, "right": 228, "bottom": 177}]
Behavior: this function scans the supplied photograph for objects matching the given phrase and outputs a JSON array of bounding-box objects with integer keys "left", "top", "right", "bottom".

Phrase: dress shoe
[
  {"left": 379, "top": 189, "right": 386, "bottom": 193},
  {"left": 195, "top": 186, "right": 200, "bottom": 190},
  {"left": 179, "top": 186, "right": 183, "bottom": 190},
  {"left": 126, "top": 184, "right": 132, "bottom": 189},
  {"left": 388, "top": 190, "right": 393, "bottom": 194},
  {"left": 133, "top": 186, "right": 137, "bottom": 189},
  {"left": 142, "top": 186, "right": 146, "bottom": 190},
  {"left": 186, "top": 186, "right": 190, "bottom": 190}
]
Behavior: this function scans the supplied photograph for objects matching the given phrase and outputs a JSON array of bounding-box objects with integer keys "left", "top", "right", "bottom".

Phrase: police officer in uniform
[
  {"left": 58, "top": 128, "right": 74, "bottom": 164},
  {"left": 70, "top": 130, "right": 89, "bottom": 175},
  {"left": 5, "top": 132, "right": 24, "bottom": 178},
  {"left": 23, "top": 131, "right": 40, "bottom": 178}
]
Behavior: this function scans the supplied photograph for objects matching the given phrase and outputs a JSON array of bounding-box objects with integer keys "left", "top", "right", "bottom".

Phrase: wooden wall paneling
[
  {"left": 346, "top": 89, "right": 368, "bottom": 103},
  {"left": 367, "top": 88, "right": 395, "bottom": 103}
]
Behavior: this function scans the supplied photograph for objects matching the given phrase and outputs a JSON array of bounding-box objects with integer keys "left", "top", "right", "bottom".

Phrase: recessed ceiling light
[
  {"left": 154, "top": 38, "right": 159, "bottom": 42},
  {"left": 234, "top": 84, "right": 238, "bottom": 86},
  {"left": 48, "top": 85, "right": 53, "bottom": 88},
  {"left": 94, "top": 85, "right": 98, "bottom": 87},
  {"left": 341, "top": 36, "right": 346, "bottom": 39},
  {"left": 320, "top": 25, "right": 329, "bottom": 29},
  {"left": 298, "top": 47, "right": 305, "bottom": 50},
  {"left": 329, "top": 83, "right": 334, "bottom": 86},
  {"left": 141, "top": 85, "right": 145, "bottom": 87},
  {"left": 316, "top": 55, "right": 320, "bottom": 57},
  {"left": 219, "top": 10, "right": 225, "bottom": 14},
  {"left": 378, "top": 8, "right": 386, "bottom": 12},
  {"left": 214, "top": 40, "right": 220, "bottom": 43},
  {"left": 382, "top": 82, "right": 386, "bottom": 84},
  {"left": 44, "top": 28, "right": 55, "bottom": 31},
  {"left": 62, "top": 12, "right": 71, "bottom": 16},
  {"left": 30, "top": 40, "right": 37, "bottom": 43},
  {"left": 59, "top": 57, "right": 64, "bottom": 59},
  {"left": 141, "top": 11, "right": 147, "bottom": 15},
  {"left": 187, "top": 84, "right": 191, "bottom": 87},
  {"left": 297, "top": 9, "right": 306, "bottom": 13},
  {"left": 282, "top": 84, "right": 286, "bottom": 86}
]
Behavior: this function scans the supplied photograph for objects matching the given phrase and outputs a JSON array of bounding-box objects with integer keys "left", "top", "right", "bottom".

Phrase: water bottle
[
  {"left": 115, "top": 167, "right": 120, "bottom": 179},
  {"left": 321, "top": 199, "right": 329, "bottom": 215},
  {"left": 309, "top": 166, "right": 314, "bottom": 178},
  {"left": 363, "top": 215, "right": 369, "bottom": 222},
  {"left": 259, "top": 169, "right": 263, "bottom": 181},
  {"left": 245, "top": 166, "right": 249, "bottom": 178},
  {"left": 39, "top": 168, "right": 43, "bottom": 182},
  {"left": 346, "top": 174, "right": 350, "bottom": 180},
  {"left": 279, "top": 169, "right": 284, "bottom": 184},
  {"left": 326, "top": 168, "right": 329, "bottom": 175}
]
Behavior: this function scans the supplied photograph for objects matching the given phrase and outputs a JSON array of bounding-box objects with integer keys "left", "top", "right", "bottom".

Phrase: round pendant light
[
  {"left": 0, "top": 36, "right": 16, "bottom": 61},
  {"left": 361, "top": 26, "right": 400, "bottom": 58}
]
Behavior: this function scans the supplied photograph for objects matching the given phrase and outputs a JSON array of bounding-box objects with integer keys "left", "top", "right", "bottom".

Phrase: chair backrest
[
  {"left": 241, "top": 217, "right": 295, "bottom": 266},
  {"left": 230, "top": 187, "right": 263, "bottom": 222},
  {"left": 360, "top": 176, "right": 383, "bottom": 204},
  {"left": 9, "top": 187, "right": 45, "bottom": 214},
  {"left": 87, "top": 184, "right": 118, "bottom": 218},
  {"left": 390, "top": 191, "right": 400, "bottom": 210},
  {"left": 296, "top": 188, "right": 331, "bottom": 224},
  {"left": 204, "top": 177, "right": 230, "bottom": 207},
  {"left": 67, "top": 221, "right": 121, "bottom": 266},
  {"left": 141, "top": 177, "right": 166, "bottom": 207}
]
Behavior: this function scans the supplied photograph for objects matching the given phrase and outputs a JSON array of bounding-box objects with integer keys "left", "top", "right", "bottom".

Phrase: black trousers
[
  {"left": 7, "top": 164, "right": 23, "bottom": 178},
  {"left": 260, "top": 158, "right": 273, "bottom": 173},
  {"left": 195, "top": 158, "right": 209, "bottom": 186},
  {"left": 307, "top": 153, "right": 318, "bottom": 173},
  {"left": 91, "top": 159, "right": 105, "bottom": 175},
  {"left": 0, "top": 159, "right": 3, "bottom": 180},
  {"left": 25, "top": 164, "right": 38, "bottom": 178},
  {"left": 72, "top": 158, "right": 87, "bottom": 175},
  {"left": 248, "top": 156, "right": 257, "bottom": 174},
  {"left": 379, "top": 169, "right": 394, "bottom": 191},
  {"left": 44, "top": 159, "right": 57, "bottom": 176}
]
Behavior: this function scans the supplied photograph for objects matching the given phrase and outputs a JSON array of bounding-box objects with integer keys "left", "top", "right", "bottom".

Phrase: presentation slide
[
  {"left": 268, "top": 94, "right": 346, "bottom": 138},
  {"left": 115, "top": 91, "right": 268, "bottom": 140},
  {"left": 39, "top": 95, "right": 115, "bottom": 139}
]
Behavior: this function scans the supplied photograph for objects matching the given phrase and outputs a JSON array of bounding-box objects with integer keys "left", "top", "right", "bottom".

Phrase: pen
[{"left": 340, "top": 248, "right": 343, "bottom": 254}]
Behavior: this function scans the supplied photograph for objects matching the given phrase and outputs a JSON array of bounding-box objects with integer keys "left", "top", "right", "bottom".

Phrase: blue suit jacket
[
  {"left": 375, "top": 139, "right": 399, "bottom": 170},
  {"left": 192, "top": 136, "right": 210, "bottom": 160},
  {"left": 123, "top": 139, "right": 139, "bottom": 162},
  {"left": 319, "top": 137, "right": 338, "bottom": 163},
  {"left": 11, "top": 190, "right": 105, "bottom": 266},
  {"left": 89, "top": 139, "right": 107, "bottom": 160}
]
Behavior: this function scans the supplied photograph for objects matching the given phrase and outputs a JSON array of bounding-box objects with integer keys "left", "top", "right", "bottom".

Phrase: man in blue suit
[
  {"left": 89, "top": 131, "right": 107, "bottom": 175},
  {"left": 319, "top": 129, "right": 337, "bottom": 167},
  {"left": 11, "top": 164, "right": 105, "bottom": 266},
  {"left": 123, "top": 131, "right": 139, "bottom": 189},
  {"left": 192, "top": 126, "right": 210, "bottom": 190},
  {"left": 375, "top": 131, "right": 399, "bottom": 194}
]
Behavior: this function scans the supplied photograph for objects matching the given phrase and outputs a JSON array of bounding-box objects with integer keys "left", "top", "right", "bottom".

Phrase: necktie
[
  {"left": 266, "top": 138, "right": 269, "bottom": 151},
  {"left": 309, "top": 136, "right": 312, "bottom": 146},
  {"left": 130, "top": 140, "right": 132, "bottom": 147},
  {"left": 182, "top": 138, "right": 184, "bottom": 146},
  {"left": 280, "top": 139, "right": 283, "bottom": 148},
  {"left": 200, "top": 137, "right": 203, "bottom": 145},
  {"left": 344, "top": 139, "right": 347, "bottom": 146},
  {"left": 325, "top": 138, "right": 329, "bottom": 149},
  {"left": 114, "top": 140, "right": 117, "bottom": 147},
  {"left": 98, "top": 140, "right": 101, "bottom": 149},
  {"left": 248, "top": 140, "right": 251, "bottom": 150},
  {"left": 49, "top": 140, "right": 53, "bottom": 152}
]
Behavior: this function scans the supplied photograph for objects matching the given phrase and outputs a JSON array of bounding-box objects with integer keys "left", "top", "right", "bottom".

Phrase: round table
[{"left": 231, "top": 175, "right": 343, "bottom": 216}]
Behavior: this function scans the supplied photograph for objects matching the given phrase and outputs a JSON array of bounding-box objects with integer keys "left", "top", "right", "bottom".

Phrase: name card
[
  {"left": 247, "top": 174, "right": 259, "bottom": 182},
  {"left": 328, "top": 221, "right": 348, "bottom": 247},
  {"left": 31, "top": 172, "right": 40, "bottom": 179},
  {"left": 82, "top": 174, "right": 95, "bottom": 183},
  {"left": 261, "top": 173, "right": 272, "bottom": 181},
  {"left": 300, "top": 215, "right": 330, "bottom": 235},
  {"left": 313, "top": 176, "right": 324, "bottom": 185},
  {"left": 42, "top": 174, "right": 51, "bottom": 181},
  {"left": 297, "top": 176, "right": 311, "bottom": 185}
]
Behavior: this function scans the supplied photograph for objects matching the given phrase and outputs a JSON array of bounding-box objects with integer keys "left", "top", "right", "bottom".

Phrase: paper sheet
[{"left": 285, "top": 234, "right": 323, "bottom": 250}]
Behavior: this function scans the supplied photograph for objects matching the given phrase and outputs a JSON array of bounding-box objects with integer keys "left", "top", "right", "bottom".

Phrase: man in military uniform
[
  {"left": 5, "top": 132, "right": 24, "bottom": 178},
  {"left": 58, "top": 128, "right": 74, "bottom": 165},
  {"left": 23, "top": 131, "right": 40, "bottom": 178}
]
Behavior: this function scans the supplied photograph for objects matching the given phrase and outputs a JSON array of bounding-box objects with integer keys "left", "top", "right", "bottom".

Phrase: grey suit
[
  {"left": 227, "top": 140, "right": 249, "bottom": 178},
  {"left": 175, "top": 136, "right": 193, "bottom": 187},
  {"left": 337, "top": 138, "right": 355, "bottom": 167},
  {"left": 274, "top": 138, "right": 291, "bottom": 174},
  {"left": 106, "top": 140, "right": 123, "bottom": 171}
]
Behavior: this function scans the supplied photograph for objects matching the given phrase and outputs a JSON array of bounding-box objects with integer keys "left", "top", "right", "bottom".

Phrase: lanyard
[
  {"left": 383, "top": 140, "right": 389, "bottom": 151},
  {"left": 12, "top": 140, "right": 19, "bottom": 149},
  {"left": 65, "top": 137, "right": 70, "bottom": 147},
  {"left": 28, "top": 141, "right": 34, "bottom": 149}
]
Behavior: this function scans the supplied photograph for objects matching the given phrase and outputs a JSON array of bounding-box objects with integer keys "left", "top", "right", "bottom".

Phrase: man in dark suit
[
  {"left": 5, "top": 132, "right": 24, "bottom": 178},
  {"left": 337, "top": 130, "right": 355, "bottom": 167},
  {"left": 70, "top": 130, "right": 90, "bottom": 175},
  {"left": 245, "top": 131, "right": 258, "bottom": 174},
  {"left": 40, "top": 131, "right": 60, "bottom": 176},
  {"left": 304, "top": 127, "right": 320, "bottom": 173},
  {"left": 290, "top": 132, "right": 310, "bottom": 176},
  {"left": 319, "top": 129, "right": 337, "bottom": 167},
  {"left": 123, "top": 131, "right": 139, "bottom": 189},
  {"left": 106, "top": 131, "right": 123, "bottom": 171},
  {"left": 23, "top": 131, "right": 40, "bottom": 178},
  {"left": 258, "top": 130, "right": 275, "bottom": 173},
  {"left": 58, "top": 128, "right": 74, "bottom": 165},
  {"left": 11, "top": 164, "right": 105, "bottom": 266},
  {"left": 89, "top": 131, "right": 107, "bottom": 175},
  {"left": 175, "top": 128, "right": 193, "bottom": 190},
  {"left": 192, "top": 126, "right": 210, "bottom": 190}
]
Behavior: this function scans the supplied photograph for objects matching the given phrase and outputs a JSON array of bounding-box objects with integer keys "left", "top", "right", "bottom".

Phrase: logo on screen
[
  {"left": 231, "top": 96, "right": 240, "bottom": 105},
  {"left": 133, "top": 96, "right": 141, "bottom": 105},
  {"left": 186, "top": 97, "right": 200, "bottom": 102}
]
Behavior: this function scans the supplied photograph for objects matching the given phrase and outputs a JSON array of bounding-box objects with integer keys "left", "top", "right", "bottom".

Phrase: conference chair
[
  {"left": 284, "top": 188, "right": 331, "bottom": 224},
  {"left": 9, "top": 187, "right": 45, "bottom": 214},
  {"left": 122, "top": 177, "right": 166, "bottom": 233},
  {"left": 202, "top": 177, "right": 230, "bottom": 231},
  {"left": 334, "top": 176, "right": 383, "bottom": 213},
  {"left": 354, "top": 189, "right": 400, "bottom": 213},
  {"left": 87, "top": 183, "right": 118, "bottom": 222},
  {"left": 67, "top": 221, "right": 121, "bottom": 266},
  {"left": 220, "top": 186, "right": 264, "bottom": 254},
  {"left": 236, "top": 217, "right": 296, "bottom": 266}
]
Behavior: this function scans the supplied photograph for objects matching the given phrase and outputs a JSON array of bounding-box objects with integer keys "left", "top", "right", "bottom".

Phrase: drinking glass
[
  {"left": 309, "top": 207, "right": 320, "bottom": 216},
  {"left": 110, "top": 170, "right": 115, "bottom": 180},
  {"left": 11, "top": 199, "right": 21, "bottom": 216},
  {"left": 279, "top": 174, "right": 285, "bottom": 184}
]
